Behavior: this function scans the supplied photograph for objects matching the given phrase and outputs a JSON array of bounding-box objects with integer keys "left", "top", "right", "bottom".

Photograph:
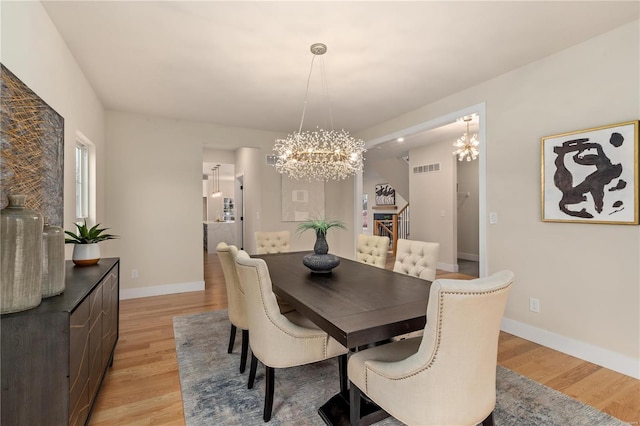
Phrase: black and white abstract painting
[
  {"left": 542, "top": 121, "right": 638, "bottom": 224},
  {"left": 375, "top": 183, "right": 396, "bottom": 206}
]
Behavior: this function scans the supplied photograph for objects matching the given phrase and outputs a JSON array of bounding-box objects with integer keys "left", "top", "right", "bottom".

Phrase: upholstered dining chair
[
  {"left": 355, "top": 234, "right": 390, "bottom": 268},
  {"left": 393, "top": 238, "right": 440, "bottom": 281},
  {"left": 234, "top": 250, "right": 349, "bottom": 422},
  {"left": 253, "top": 231, "right": 296, "bottom": 314},
  {"left": 347, "top": 270, "right": 514, "bottom": 426},
  {"left": 255, "top": 231, "right": 290, "bottom": 254},
  {"left": 216, "top": 242, "right": 249, "bottom": 374}
]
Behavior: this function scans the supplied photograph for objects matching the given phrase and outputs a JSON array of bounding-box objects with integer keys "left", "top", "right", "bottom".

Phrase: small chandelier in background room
[
  {"left": 273, "top": 43, "right": 366, "bottom": 181},
  {"left": 211, "top": 165, "right": 222, "bottom": 198},
  {"left": 452, "top": 115, "right": 479, "bottom": 162}
]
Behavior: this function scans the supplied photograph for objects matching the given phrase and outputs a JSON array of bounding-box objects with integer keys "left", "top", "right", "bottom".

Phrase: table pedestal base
[{"left": 318, "top": 391, "right": 389, "bottom": 426}]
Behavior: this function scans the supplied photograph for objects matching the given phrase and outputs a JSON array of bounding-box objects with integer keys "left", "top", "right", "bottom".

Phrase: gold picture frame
[{"left": 541, "top": 120, "right": 639, "bottom": 225}]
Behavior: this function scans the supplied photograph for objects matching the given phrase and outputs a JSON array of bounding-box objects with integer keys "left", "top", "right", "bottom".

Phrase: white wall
[
  {"left": 369, "top": 158, "right": 410, "bottom": 200},
  {"left": 104, "top": 112, "right": 284, "bottom": 297},
  {"left": 457, "top": 158, "right": 479, "bottom": 260},
  {"left": 409, "top": 140, "right": 457, "bottom": 270},
  {"left": 105, "top": 112, "right": 205, "bottom": 297},
  {"left": 235, "top": 147, "right": 262, "bottom": 254},
  {"left": 355, "top": 21, "right": 640, "bottom": 377},
  {"left": 1, "top": 1, "right": 106, "bottom": 257}
]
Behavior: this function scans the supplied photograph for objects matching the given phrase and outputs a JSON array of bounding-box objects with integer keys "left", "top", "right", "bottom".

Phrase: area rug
[{"left": 174, "top": 310, "right": 628, "bottom": 426}]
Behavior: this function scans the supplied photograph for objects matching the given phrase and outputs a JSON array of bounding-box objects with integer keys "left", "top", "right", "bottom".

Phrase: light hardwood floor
[{"left": 90, "top": 252, "right": 640, "bottom": 425}]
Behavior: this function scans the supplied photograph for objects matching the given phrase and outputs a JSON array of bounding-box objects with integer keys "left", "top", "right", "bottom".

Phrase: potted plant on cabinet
[
  {"left": 65, "top": 220, "right": 119, "bottom": 266},
  {"left": 296, "top": 219, "right": 345, "bottom": 273}
]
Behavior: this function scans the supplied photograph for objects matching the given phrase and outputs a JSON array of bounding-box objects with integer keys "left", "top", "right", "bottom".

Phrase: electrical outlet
[
  {"left": 529, "top": 297, "right": 540, "bottom": 313},
  {"left": 131, "top": 269, "right": 139, "bottom": 279}
]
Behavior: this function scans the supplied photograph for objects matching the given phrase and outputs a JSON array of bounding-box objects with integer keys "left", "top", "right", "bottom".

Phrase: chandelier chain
[
  {"left": 274, "top": 43, "right": 366, "bottom": 181},
  {"left": 297, "top": 54, "right": 318, "bottom": 135}
]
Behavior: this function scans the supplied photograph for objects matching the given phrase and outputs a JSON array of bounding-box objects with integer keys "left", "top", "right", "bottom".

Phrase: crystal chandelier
[
  {"left": 452, "top": 116, "right": 479, "bottom": 162},
  {"left": 274, "top": 43, "right": 365, "bottom": 181}
]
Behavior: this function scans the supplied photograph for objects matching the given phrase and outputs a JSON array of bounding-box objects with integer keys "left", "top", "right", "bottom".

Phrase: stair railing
[{"left": 373, "top": 204, "right": 409, "bottom": 257}]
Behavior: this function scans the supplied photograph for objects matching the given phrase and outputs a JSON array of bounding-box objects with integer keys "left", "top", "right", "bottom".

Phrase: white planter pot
[{"left": 72, "top": 243, "right": 101, "bottom": 266}]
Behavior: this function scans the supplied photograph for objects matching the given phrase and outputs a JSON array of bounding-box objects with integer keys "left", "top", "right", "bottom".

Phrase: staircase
[{"left": 373, "top": 204, "right": 410, "bottom": 256}]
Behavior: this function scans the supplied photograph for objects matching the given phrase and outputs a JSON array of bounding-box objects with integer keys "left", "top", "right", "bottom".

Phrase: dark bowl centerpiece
[{"left": 296, "top": 219, "right": 345, "bottom": 274}]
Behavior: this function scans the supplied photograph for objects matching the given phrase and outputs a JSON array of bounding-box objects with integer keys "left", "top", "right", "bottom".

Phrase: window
[{"left": 75, "top": 142, "right": 89, "bottom": 220}]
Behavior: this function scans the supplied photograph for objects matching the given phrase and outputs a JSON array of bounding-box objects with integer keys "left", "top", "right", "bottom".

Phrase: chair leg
[
  {"left": 338, "top": 354, "right": 348, "bottom": 394},
  {"left": 349, "top": 381, "right": 361, "bottom": 426},
  {"left": 481, "top": 411, "right": 495, "bottom": 426},
  {"left": 240, "top": 329, "right": 249, "bottom": 373},
  {"left": 263, "top": 366, "right": 275, "bottom": 422},
  {"left": 248, "top": 353, "right": 258, "bottom": 389},
  {"left": 227, "top": 324, "right": 237, "bottom": 354}
]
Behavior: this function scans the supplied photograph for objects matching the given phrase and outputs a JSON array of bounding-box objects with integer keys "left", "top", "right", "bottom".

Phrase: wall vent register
[{"left": 413, "top": 163, "right": 441, "bottom": 174}]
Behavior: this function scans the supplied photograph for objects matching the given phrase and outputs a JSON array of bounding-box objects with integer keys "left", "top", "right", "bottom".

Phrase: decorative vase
[
  {"left": 1, "top": 194, "right": 44, "bottom": 313},
  {"left": 302, "top": 231, "right": 340, "bottom": 274},
  {"left": 42, "top": 217, "right": 66, "bottom": 297},
  {"left": 72, "top": 243, "right": 101, "bottom": 266}
]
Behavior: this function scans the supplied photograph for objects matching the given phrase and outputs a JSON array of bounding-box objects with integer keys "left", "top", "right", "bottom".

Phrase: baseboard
[
  {"left": 457, "top": 252, "right": 479, "bottom": 261},
  {"left": 501, "top": 317, "right": 639, "bottom": 380},
  {"left": 120, "top": 280, "right": 205, "bottom": 300},
  {"left": 437, "top": 261, "right": 457, "bottom": 272}
]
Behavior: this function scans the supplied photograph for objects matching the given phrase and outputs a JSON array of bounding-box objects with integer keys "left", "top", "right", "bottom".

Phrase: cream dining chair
[
  {"left": 255, "top": 231, "right": 290, "bottom": 254},
  {"left": 234, "top": 250, "right": 348, "bottom": 422},
  {"left": 216, "top": 242, "right": 249, "bottom": 373},
  {"left": 355, "top": 234, "right": 390, "bottom": 268},
  {"left": 348, "top": 270, "right": 514, "bottom": 426},
  {"left": 393, "top": 238, "right": 440, "bottom": 281},
  {"left": 253, "top": 230, "right": 295, "bottom": 313}
]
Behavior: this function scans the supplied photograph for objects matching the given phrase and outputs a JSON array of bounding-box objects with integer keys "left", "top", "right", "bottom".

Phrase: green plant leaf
[
  {"left": 296, "top": 218, "right": 346, "bottom": 236},
  {"left": 64, "top": 219, "right": 119, "bottom": 244}
]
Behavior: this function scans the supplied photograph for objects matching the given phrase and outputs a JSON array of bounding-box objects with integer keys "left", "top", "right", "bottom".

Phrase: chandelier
[
  {"left": 452, "top": 115, "right": 479, "bottom": 162},
  {"left": 274, "top": 43, "right": 365, "bottom": 181}
]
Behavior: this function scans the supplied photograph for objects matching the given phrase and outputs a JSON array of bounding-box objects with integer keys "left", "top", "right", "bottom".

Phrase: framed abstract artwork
[
  {"left": 375, "top": 183, "right": 395, "bottom": 206},
  {"left": 1, "top": 64, "right": 65, "bottom": 226},
  {"left": 541, "top": 120, "right": 639, "bottom": 225}
]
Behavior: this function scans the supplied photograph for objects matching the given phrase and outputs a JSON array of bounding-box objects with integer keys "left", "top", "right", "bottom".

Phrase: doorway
[{"left": 357, "top": 103, "right": 486, "bottom": 277}]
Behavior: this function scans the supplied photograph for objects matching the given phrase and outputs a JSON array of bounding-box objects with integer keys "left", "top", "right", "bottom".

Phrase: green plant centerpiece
[
  {"left": 296, "top": 219, "right": 345, "bottom": 274},
  {"left": 65, "top": 220, "right": 119, "bottom": 266}
]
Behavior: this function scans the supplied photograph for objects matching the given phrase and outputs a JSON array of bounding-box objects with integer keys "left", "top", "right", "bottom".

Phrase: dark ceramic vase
[
  {"left": 303, "top": 231, "right": 340, "bottom": 274},
  {"left": 313, "top": 231, "right": 329, "bottom": 255}
]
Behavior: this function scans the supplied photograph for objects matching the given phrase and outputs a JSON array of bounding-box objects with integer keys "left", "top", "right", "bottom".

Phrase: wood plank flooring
[{"left": 89, "top": 252, "right": 639, "bottom": 425}]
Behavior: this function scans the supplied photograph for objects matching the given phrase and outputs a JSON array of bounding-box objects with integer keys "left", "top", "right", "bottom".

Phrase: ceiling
[
  {"left": 42, "top": 1, "right": 637, "bottom": 180},
  {"left": 42, "top": 1, "right": 638, "bottom": 137}
]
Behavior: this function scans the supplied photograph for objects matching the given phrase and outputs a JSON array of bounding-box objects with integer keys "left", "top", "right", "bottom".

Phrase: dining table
[{"left": 255, "top": 251, "right": 432, "bottom": 426}]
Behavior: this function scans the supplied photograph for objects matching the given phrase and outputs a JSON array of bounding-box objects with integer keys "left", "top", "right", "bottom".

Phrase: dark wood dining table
[{"left": 255, "top": 251, "right": 432, "bottom": 425}]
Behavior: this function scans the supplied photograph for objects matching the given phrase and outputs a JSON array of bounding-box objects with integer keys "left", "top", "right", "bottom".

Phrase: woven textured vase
[
  {"left": 1, "top": 195, "right": 44, "bottom": 313},
  {"left": 42, "top": 217, "right": 66, "bottom": 297}
]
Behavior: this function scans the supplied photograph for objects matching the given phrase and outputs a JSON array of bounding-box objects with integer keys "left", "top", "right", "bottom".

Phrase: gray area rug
[{"left": 174, "top": 310, "right": 628, "bottom": 426}]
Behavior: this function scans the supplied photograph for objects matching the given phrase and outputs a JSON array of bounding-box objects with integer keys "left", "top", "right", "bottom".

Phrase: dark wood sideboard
[{"left": 1, "top": 257, "right": 120, "bottom": 426}]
